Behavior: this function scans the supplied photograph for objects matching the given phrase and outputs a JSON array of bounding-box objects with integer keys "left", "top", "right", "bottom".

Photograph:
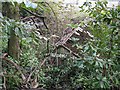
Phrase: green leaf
[
  {"left": 15, "top": 27, "right": 22, "bottom": 37},
  {"left": 67, "top": 24, "right": 78, "bottom": 29},
  {"left": 102, "top": 77, "right": 107, "bottom": 82},
  {"left": 100, "top": 81, "right": 104, "bottom": 88},
  {"left": 98, "top": 62, "right": 103, "bottom": 68},
  {"left": 71, "top": 37, "right": 79, "bottom": 41}
]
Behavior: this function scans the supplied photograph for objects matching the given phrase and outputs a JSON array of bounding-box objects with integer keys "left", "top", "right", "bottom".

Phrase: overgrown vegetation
[{"left": 0, "top": 0, "right": 120, "bottom": 90}]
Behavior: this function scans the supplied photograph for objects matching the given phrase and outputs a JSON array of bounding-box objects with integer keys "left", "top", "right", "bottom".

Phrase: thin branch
[
  {"left": 1, "top": 55, "right": 26, "bottom": 81},
  {"left": 31, "top": 17, "right": 39, "bottom": 29},
  {"left": 44, "top": 2, "right": 59, "bottom": 32},
  {"left": 26, "top": 54, "right": 50, "bottom": 83},
  {"left": 21, "top": 16, "right": 35, "bottom": 21},
  {"left": 3, "top": 75, "right": 6, "bottom": 90},
  {"left": 62, "top": 45, "right": 80, "bottom": 58},
  {"left": 21, "top": 7, "right": 45, "bottom": 18},
  {"left": 21, "top": 7, "right": 49, "bottom": 30}
]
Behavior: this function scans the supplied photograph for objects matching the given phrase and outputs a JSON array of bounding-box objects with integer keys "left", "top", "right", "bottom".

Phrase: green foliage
[
  {"left": 73, "top": 1, "right": 120, "bottom": 89},
  {"left": 10, "top": 0, "right": 38, "bottom": 8},
  {"left": 67, "top": 23, "right": 78, "bottom": 29},
  {"left": 1, "top": 0, "right": 120, "bottom": 89}
]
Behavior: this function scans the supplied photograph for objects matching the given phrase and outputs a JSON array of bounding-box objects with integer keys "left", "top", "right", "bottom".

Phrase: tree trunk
[{"left": 2, "top": 2, "right": 20, "bottom": 59}]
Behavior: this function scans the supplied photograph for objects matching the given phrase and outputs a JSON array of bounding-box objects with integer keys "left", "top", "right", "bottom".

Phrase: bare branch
[
  {"left": 21, "top": 7, "right": 49, "bottom": 30},
  {"left": 1, "top": 55, "right": 26, "bottom": 81},
  {"left": 26, "top": 54, "right": 50, "bottom": 83}
]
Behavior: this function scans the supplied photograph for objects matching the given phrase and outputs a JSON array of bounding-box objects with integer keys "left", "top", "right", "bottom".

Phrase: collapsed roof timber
[{"left": 54, "top": 27, "right": 94, "bottom": 58}]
